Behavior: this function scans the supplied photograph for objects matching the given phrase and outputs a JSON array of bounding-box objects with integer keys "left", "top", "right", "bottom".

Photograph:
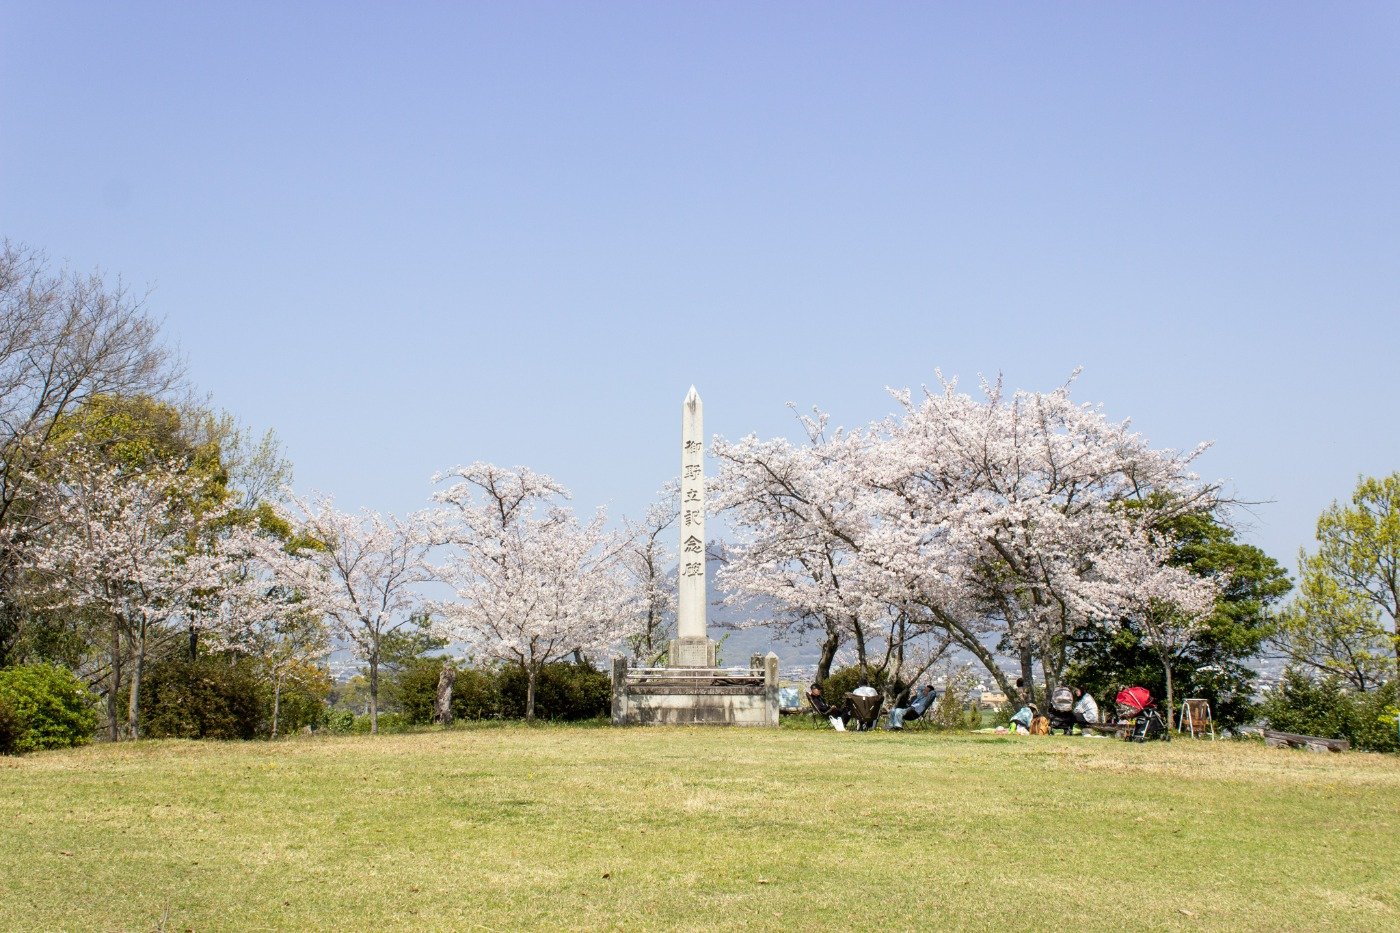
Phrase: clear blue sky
[{"left": 3, "top": 3, "right": 1397, "bottom": 571}]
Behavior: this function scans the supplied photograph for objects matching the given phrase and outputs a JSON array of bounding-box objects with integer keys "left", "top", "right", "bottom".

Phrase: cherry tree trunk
[
  {"left": 852, "top": 622, "right": 869, "bottom": 679},
  {"left": 1018, "top": 646, "right": 1036, "bottom": 707},
  {"left": 525, "top": 664, "right": 537, "bottom": 722},
  {"left": 434, "top": 661, "right": 456, "bottom": 726},
  {"left": 816, "top": 629, "right": 839, "bottom": 684},
  {"left": 271, "top": 674, "right": 283, "bottom": 740},
  {"left": 126, "top": 621, "right": 146, "bottom": 740},
  {"left": 108, "top": 620, "right": 123, "bottom": 742},
  {"left": 1164, "top": 661, "right": 1175, "bottom": 730},
  {"left": 368, "top": 656, "right": 380, "bottom": 735}
]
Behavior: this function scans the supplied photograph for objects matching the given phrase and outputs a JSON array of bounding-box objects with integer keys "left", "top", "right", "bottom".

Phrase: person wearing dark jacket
[{"left": 806, "top": 684, "right": 850, "bottom": 731}]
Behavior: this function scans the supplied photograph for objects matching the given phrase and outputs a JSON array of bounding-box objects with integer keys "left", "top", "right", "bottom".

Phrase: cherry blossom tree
[
  {"left": 26, "top": 452, "right": 230, "bottom": 739},
  {"left": 621, "top": 484, "right": 678, "bottom": 664},
  {"left": 217, "top": 526, "right": 330, "bottom": 739},
  {"left": 1, "top": 242, "right": 183, "bottom": 667},
  {"left": 268, "top": 494, "right": 435, "bottom": 734},
  {"left": 715, "top": 373, "right": 1223, "bottom": 706},
  {"left": 432, "top": 463, "right": 635, "bottom": 721},
  {"left": 713, "top": 410, "right": 903, "bottom": 685},
  {"left": 1093, "top": 531, "right": 1220, "bottom": 724},
  {"left": 869, "top": 373, "right": 1219, "bottom": 700}
]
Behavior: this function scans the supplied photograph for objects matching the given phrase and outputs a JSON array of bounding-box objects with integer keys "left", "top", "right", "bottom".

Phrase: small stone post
[
  {"left": 764, "top": 651, "right": 780, "bottom": 726},
  {"left": 612, "top": 656, "right": 630, "bottom": 725}
]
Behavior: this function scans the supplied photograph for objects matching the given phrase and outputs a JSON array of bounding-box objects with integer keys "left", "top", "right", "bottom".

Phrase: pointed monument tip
[{"left": 685, "top": 385, "right": 699, "bottom": 403}]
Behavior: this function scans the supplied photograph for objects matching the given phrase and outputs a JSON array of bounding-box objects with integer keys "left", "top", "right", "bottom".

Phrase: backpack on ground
[{"left": 1029, "top": 715, "right": 1051, "bottom": 735}]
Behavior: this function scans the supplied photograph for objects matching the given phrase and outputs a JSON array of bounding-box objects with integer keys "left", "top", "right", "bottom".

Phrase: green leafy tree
[
  {"left": 1276, "top": 473, "right": 1400, "bottom": 683},
  {"left": 1272, "top": 555, "right": 1391, "bottom": 691},
  {"left": 1068, "top": 510, "right": 1291, "bottom": 728}
]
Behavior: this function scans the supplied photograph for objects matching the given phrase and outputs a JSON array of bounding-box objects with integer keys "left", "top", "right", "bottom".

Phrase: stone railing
[{"left": 611, "top": 653, "right": 780, "bottom": 726}]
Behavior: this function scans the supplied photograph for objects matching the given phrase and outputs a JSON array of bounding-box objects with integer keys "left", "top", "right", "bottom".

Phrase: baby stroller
[
  {"left": 1048, "top": 685, "right": 1076, "bottom": 735},
  {"left": 1115, "top": 686, "right": 1169, "bottom": 743}
]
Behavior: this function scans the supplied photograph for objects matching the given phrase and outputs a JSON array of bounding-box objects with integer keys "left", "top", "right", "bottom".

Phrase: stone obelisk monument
[
  {"left": 610, "top": 386, "right": 779, "bottom": 725},
  {"left": 669, "top": 386, "right": 717, "bottom": 667}
]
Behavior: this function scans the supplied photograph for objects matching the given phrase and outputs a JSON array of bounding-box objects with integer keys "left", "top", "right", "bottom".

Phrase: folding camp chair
[
  {"left": 806, "top": 691, "right": 847, "bottom": 731},
  {"left": 1178, "top": 698, "right": 1215, "bottom": 739},
  {"left": 845, "top": 692, "right": 884, "bottom": 732}
]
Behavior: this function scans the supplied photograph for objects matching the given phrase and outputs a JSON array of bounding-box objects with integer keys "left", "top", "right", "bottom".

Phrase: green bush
[
  {"left": 393, "top": 660, "right": 503, "bottom": 724},
  {"left": 498, "top": 662, "right": 610, "bottom": 720},
  {"left": 141, "top": 654, "right": 263, "bottom": 740},
  {"left": 322, "top": 708, "right": 354, "bottom": 734},
  {"left": 349, "top": 712, "right": 413, "bottom": 734},
  {"left": 0, "top": 694, "right": 22, "bottom": 755},
  {"left": 924, "top": 670, "right": 981, "bottom": 731},
  {"left": 1350, "top": 683, "right": 1399, "bottom": 754},
  {"left": 1259, "top": 668, "right": 1398, "bottom": 753},
  {"left": 269, "top": 665, "right": 333, "bottom": 735},
  {"left": 0, "top": 663, "right": 98, "bottom": 753},
  {"left": 383, "top": 659, "right": 607, "bottom": 724},
  {"left": 819, "top": 665, "right": 907, "bottom": 702},
  {"left": 451, "top": 666, "right": 503, "bottom": 720}
]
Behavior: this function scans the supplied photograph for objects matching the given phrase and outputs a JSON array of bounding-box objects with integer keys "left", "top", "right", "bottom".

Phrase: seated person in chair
[
  {"left": 888, "top": 683, "right": 937, "bottom": 730},
  {"left": 846, "top": 677, "right": 882, "bottom": 731},
  {"left": 806, "top": 683, "right": 850, "bottom": 731}
]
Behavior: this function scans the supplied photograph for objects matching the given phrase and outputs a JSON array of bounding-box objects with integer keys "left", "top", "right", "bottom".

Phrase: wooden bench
[
  {"left": 1262, "top": 728, "right": 1349, "bottom": 753},
  {"left": 1083, "top": 722, "right": 1130, "bottom": 738}
]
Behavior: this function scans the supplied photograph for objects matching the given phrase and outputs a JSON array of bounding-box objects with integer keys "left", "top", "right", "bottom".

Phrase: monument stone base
[
  {"left": 612, "top": 653, "right": 780, "bottom": 727},
  {"left": 667, "top": 635, "right": 717, "bottom": 668}
]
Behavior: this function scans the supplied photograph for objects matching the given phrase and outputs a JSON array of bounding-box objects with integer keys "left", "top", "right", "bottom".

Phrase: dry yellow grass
[{"left": 3, "top": 725, "right": 1398, "bottom": 931}]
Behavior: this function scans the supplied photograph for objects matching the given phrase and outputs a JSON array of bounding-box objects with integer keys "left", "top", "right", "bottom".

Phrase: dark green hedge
[{"left": 393, "top": 659, "right": 610, "bottom": 724}]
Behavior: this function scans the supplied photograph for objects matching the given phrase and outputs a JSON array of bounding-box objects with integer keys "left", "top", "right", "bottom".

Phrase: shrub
[
  {"left": 0, "top": 694, "right": 21, "bottom": 755},
  {"left": 451, "top": 666, "right": 503, "bottom": 720},
  {"left": 394, "top": 659, "right": 451, "bottom": 724},
  {"left": 1259, "top": 668, "right": 1398, "bottom": 753},
  {"left": 0, "top": 663, "right": 98, "bottom": 753},
  {"left": 926, "top": 668, "right": 979, "bottom": 730},
  {"left": 141, "top": 654, "right": 263, "bottom": 740},
  {"left": 393, "top": 660, "right": 503, "bottom": 724},
  {"left": 349, "top": 712, "right": 413, "bottom": 734},
  {"left": 820, "top": 665, "right": 906, "bottom": 702},
  {"left": 322, "top": 708, "right": 355, "bottom": 734},
  {"left": 270, "top": 663, "right": 333, "bottom": 735},
  {"left": 1350, "top": 682, "right": 1399, "bottom": 754},
  {"left": 498, "top": 662, "right": 610, "bottom": 720}
]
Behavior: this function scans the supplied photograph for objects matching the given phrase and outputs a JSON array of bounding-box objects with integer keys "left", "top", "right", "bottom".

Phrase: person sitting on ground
[
  {"left": 1073, "top": 688, "right": 1099, "bottom": 731},
  {"left": 806, "top": 683, "right": 850, "bottom": 731},
  {"left": 888, "top": 683, "right": 937, "bottom": 730},
  {"left": 1009, "top": 703, "right": 1037, "bottom": 735}
]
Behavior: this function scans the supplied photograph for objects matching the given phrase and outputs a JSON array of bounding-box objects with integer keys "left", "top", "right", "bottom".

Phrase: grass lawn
[{"left": 3, "top": 724, "right": 1398, "bottom": 932}]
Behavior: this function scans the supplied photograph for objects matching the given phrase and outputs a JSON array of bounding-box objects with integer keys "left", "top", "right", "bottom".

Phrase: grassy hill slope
[{"left": 3, "top": 725, "right": 1397, "bottom": 931}]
